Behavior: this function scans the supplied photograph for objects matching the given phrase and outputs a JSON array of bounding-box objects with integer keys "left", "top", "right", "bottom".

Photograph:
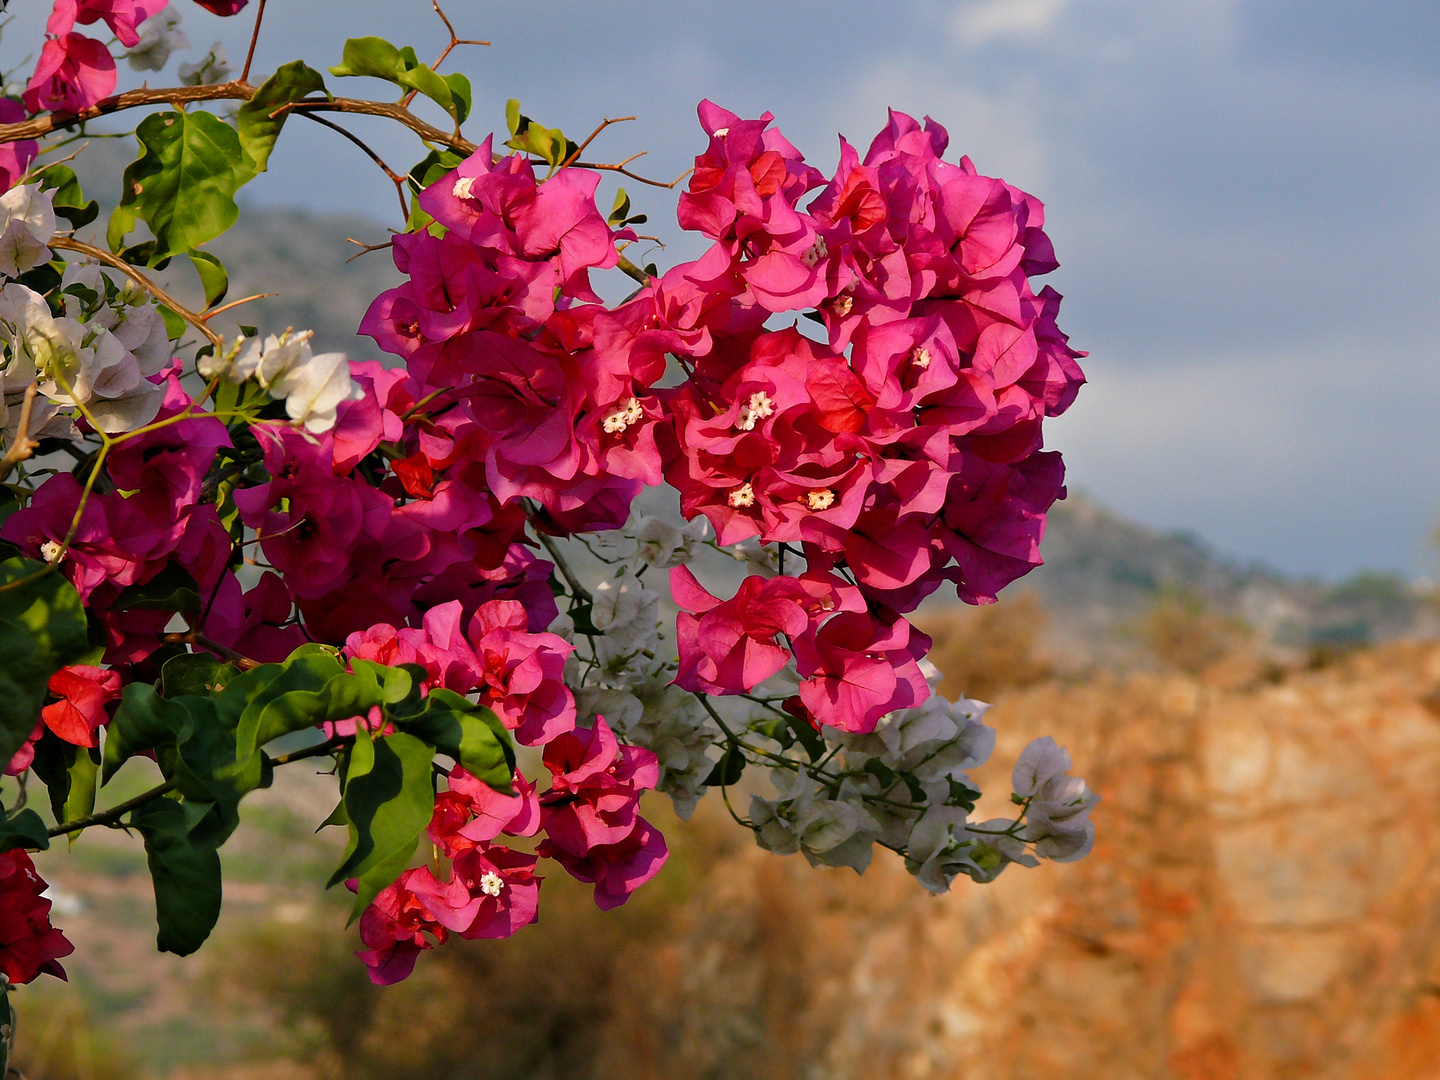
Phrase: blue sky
[{"left": 6, "top": 0, "right": 1440, "bottom": 580}]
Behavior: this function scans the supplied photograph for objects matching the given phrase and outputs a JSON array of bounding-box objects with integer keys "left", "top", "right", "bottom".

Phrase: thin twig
[
  {"left": 345, "top": 237, "right": 394, "bottom": 263},
  {"left": 201, "top": 292, "right": 276, "bottom": 321},
  {"left": 525, "top": 514, "right": 592, "bottom": 604},
  {"left": 240, "top": 0, "right": 268, "bottom": 84},
  {"left": 0, "top": 383, "right": 40, "bottom": 485},
  {"left": 560, "top": 116, "right": 636, "bottom": 170},
  {"left": 47, "top": 779, "right": 177, "bottom": 838},
  {"left": 49, "top": 236, "right": 224, "bottom": 350},
  {"left": 400, "top": 2, "right": 489, "bottom": 109},
  {"left": 294, "top": 112, "right": 410, "bottom": 220}
]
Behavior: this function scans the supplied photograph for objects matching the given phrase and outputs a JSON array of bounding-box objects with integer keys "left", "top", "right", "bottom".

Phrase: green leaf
[
  {"left": 157, "top": 304, "right": 186, "bottom": 341},
  {"left": 160, "top": 653, "right": 222, "bottom": 699},
  {"left": 328, "top": 36, "right": 407, "bottom": 81},
  {"left": 609, "top": 188, "right": 632, "bottom": 227},
  {"left": 104, "top": 683, "right": 192, "bottom": 782},
  {"left": 131, "top": 797, "right": 222, "bottom": 956},
  {"left": 705, "top": 744, "right": 746, "bottom": 787},
  {"left": 162, "top": 695, "right": 268, "bottom": 847},
  {"left": 391, "top": 688, "right": 513, "bottom": 791},
  {"left": 31, "top": 735, "right": 98, "bottom": 831},
  {"left": 187, "top": 249, "right": 228, "bottom": 309},
  {"left": 230, "top": 651, "right": 412, "bottom": 764},
  {"left": 37, "top": 164, "right": 98, "bottom": 229},
  {"left": 329, "top": 38, "right": 467, "bottom": 127},
  {"left": 500, "top": 99, "right": 574, "bottom": 167},
  {"left": 111, "top": 562, "right": 201, "bottom": 616},
  {"left": 0, "top": 557, "right": 91, "bottom": 766},
  {"left": 442, "top": 73, "right": 472, "bottom": 126},
  {"left": 0, "top": 809, "right": 50, "bottom": 853},
  {"left": 328, "top": 730, "right": 436, "bottom": 919},
  {"left": 109, "top": 110, "right": 250, "bottom": 263},
  {"left": 236, "top": 60, "right": 329, "bottom": 178},
  {"left": 785, "top": 711, "right": 826, "bottom": 763}
]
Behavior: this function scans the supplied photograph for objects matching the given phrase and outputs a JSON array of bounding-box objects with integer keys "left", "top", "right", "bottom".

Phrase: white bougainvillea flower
[
  {"left": 127, "top": 10, "right": 189, "bottom": 72},
  {"left": 0, "top": 185, "right": 56, "bottom": 278}
]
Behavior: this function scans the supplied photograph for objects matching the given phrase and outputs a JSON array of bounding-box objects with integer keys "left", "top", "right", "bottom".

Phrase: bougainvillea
[{"left": 0, "top": 3, "right": 1095, "bottom": 1057}]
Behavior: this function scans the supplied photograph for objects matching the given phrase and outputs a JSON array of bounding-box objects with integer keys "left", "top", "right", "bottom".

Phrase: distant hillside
[{"left": 1017, "top": 494, "right": 1438, "bottom": 654}]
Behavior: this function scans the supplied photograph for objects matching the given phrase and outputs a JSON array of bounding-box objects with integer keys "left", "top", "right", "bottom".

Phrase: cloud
[{"left": 950, "top": 0, "right": 1072, "bottom": 47}]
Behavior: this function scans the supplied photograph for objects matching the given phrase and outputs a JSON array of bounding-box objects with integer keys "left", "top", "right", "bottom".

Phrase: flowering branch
[
  {"left": 49, "top": 236, "right": 224, "bottom": 351},
  {"left": 46, "top": 737, "right": 346, "bottom": 839}
]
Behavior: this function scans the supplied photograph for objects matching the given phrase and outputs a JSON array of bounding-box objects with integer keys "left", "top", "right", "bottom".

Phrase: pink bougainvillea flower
[
  {"left": 466, "top": 599, "right": 576, "bottom": 746},
  {"left": 671, "top": 566, "right": 808, "bottom": 695},
  {"left": 0, "top": 99, "right": 40, "bottom": 191},
  {"left": 539, "top": 815, "right": 669, "bottom": 911},
  {"left": 354, "top": 869, "right": 449, "bottom": 986},
  {"left": 47, "top": 0, "right": 169, "bottom": 49},
  {"left": 0, "top": 850, "right": 74, "bottom": 984},
  {"left": 430, "top": 768, "right": 540, "bottom": 858},
  {"left": 538, "top": 716, "right": 659, "bottom": 856},
  {"left": 190, "top": 0, "right": 247, "bottom": 13},
  {"left": 6, "top": 665, "right": 123, "bottom": 771},
  {"left": 446, "top": 844, "right": 542, "bottom": 939},
  {"left": 23, "top": 33, "right": 116, "bottom": 115},
  {"left": 792, "top": 606, "right": 931, "bottom": 734},
  {"left": 40, "top": 665, "right": 122, "bottom": 747}
]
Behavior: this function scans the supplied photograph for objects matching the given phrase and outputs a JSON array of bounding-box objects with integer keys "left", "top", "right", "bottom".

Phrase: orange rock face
[{"left": 589, "top": 642, "right": 1440, "bottom": 1080}]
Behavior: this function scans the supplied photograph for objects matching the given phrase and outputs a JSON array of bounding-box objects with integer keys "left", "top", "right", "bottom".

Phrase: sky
[{"left": 5, "top": 0, "right": 1440, "bottom": 581}]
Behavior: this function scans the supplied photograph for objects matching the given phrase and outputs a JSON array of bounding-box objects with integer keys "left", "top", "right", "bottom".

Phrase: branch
[
  {"left": 345, "top": 237, "right": 394, "bottom": 264},
  {"left": 294, "top": 112, "right": 410, "bottom": 219},
  {"left": 524, "top": 507, "right": 593, "bottom": 604},
  {"left": 240, "top": 0, "right": 268, "bottom": 84},
  {"left": 201, "top": 292, "right": 276, "bottom": 321},
  {"left": 400, "top": 1, "right": 490, "bottom": 110},
  {"left": 560, "top": 116, "right": 636, "bottom": 170},
  {"left": 49, "top": 236, "right": 224, "bottom": 351},
  {"left": 0, "top": 81, "right": 255, "bottom": 144},
  {"left": 280, "top": 98, "right": 477, "bottom": 156},
  {"left": 46, "top": 737, "right": 345, "bottom": 839},
  {"left": 0, "top": 84, "right": 480, "bottom": 158},
  {"left": 47, "top": 778, "right": 177, "bottom": 838},
  {"left": 0, "top": 383, "right": 40, "bottom": 485},
  {"left": 161, "top": 631, "right": 261, "bottom": 671}
]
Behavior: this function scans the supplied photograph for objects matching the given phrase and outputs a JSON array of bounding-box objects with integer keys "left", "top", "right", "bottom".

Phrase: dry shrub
[
  {"left": 8, "top": 989, "right": 139, "bottom": 1080},
  {"left": 1134, "top": 589, "right": 1251, "bottom": 672},
  {"left": 916, "top": 592, "right": 1053, "bottom": 700}
]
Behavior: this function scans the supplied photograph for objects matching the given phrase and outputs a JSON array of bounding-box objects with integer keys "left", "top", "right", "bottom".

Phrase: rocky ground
[{"left": 16, "top": 635, "right": 1440, "bottom": 1079}]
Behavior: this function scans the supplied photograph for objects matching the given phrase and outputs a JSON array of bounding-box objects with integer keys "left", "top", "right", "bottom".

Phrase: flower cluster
[
  {"left": 23, "top": 0, "right": 249, "bottom": 116},
  {"left": 0, "top": 850, "right": 73, "bottom": 985},
  {"left": 0, "top": 71, "right": 1092, "bottom": 994},
  {"left": 357, "top": 714, "right": 666, "bottom": 984}
]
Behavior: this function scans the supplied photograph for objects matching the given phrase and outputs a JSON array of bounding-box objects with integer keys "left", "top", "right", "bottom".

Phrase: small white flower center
[
  {"left": 713, "top": 127, "right": 730, "bottom": 138},
  {"left": 728, "top": 482, "right": 756, "bottom": 508},
  {"left": 604, "top": 397, "right": 643, "bottom": 434},
  {"left": 801, "top": 237, "right": 828, "bottom": 268},
  {"left": 803, "top": 488, "right": 835, "bottom": 511},
  {"left": 479, "top": 871, "right": 504, "bottom": 898},
  {"left": 734, "top": 390, "right": 775, "bottom": 432},
  {"left": 40, "top": 540, "right": 63, "bottom": 564},
  {"left": 911, "top": 346, "right": 931, "bottom": 370},
  {"left": 452, "top": 176, "right": 476, "bottom": 200},
  {"left": 830, "top": 293, "right": 854, "bottom": 318}
]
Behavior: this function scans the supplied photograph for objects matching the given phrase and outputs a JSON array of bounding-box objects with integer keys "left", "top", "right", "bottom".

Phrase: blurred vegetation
[
  {"left": 918, "top": 593, "right": 1054, "bottom": 700},
  {"left": 1132, "top": 588, "right": 1252, "bottom": 673}
]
